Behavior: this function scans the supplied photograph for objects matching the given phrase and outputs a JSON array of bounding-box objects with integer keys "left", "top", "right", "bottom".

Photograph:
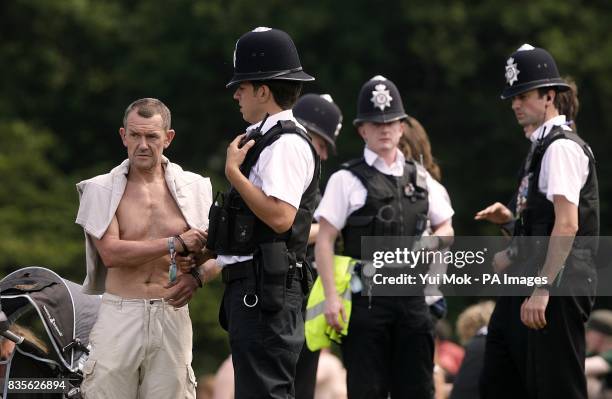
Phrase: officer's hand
[
  {"left": 475, "top": 202, "right": 514, "bottom": 225},
  {"left": 520, "top": 290, "right": 549, "bottom": 329},
  {"left": 176, "top": 253, "right": 196, "bottom": 273},
  {"left": 491, "top": 250, "right": 512, "bottom": 274},
  {"left": 193, "top": 247, "right": 216, "bottom": 266},
  {"left": 201, "top": 259, "right": 222, "bottom": 283},
  {"left": 164, "top": 272, "right": 199, "bottom": 308},
  {"left": 225, "top": 134, "right": 255, "bottom": 181},
  {"left": 324, "top": 294, "right": 347, "bottom": 332},
  {"left": 178, "top": 228, "right": 206, "bottom": 253}
]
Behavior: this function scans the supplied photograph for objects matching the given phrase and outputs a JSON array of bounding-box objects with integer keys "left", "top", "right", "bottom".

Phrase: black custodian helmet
[
  {"left": 501, "top": 44, "right": 570, "bottom": 99},
  {"left": 226, "top": 27, "right": 314, "bottom": 88},
  {"left": 293, "top": 93, "right": 343, "bottom": 152},
  {"left": 353, "top": 75, "right": 408, "bottom": 126}
]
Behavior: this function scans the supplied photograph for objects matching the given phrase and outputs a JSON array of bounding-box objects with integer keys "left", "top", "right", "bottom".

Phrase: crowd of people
[{"left": 65, "top": 26, "right": 603, "bottom": 399}]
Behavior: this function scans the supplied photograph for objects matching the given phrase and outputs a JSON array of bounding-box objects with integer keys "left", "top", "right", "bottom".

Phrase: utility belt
[
  {"left": 352, "top": 260, "right": 425, "bottom": 306},
  {"left": 221, "top": 242, "right": 312, "bottom": 312}
]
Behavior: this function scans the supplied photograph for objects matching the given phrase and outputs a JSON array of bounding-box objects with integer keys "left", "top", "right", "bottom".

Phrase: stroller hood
[{"left": 0, "top": 266, "right": 101, "bottom": 372}]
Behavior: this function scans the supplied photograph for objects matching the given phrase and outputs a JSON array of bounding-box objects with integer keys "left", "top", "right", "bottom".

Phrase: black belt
[{"left": 222, "top": 260, "right": 255, "bottom": 284}]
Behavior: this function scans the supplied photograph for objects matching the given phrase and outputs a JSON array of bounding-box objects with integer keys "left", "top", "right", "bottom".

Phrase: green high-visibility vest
[{"left": 305, "top": 255, "right": 356, "bottom": 351}]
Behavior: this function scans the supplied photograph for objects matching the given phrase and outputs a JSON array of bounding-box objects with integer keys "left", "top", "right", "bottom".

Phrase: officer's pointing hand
[
  {"left": 475, "top": 202, "right": 514, "bottom": 225},
  {"left": 324, "top": 294, "right": 347, "bottom": 332}
]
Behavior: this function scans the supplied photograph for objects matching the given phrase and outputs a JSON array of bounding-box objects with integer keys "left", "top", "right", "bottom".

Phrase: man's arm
[
  {"left": 308, "top": 223, "right": 319, "bottom": 245},
  {"left": 426, "top": 177, "right": 455, "bottom": 248},
  {"left": 227, "top": 166, "right": 297, "bottom": 233},
  {"left": 225, "top": 135, "right": 297, "bottom": 234},
  {"left": 164, "top": 257, "right": 219, "bottom": 308},
  {"left": 315, "top": 217, "right": 346, "bottom": 331},
  {"left": 537, "top": 195, "right": 578, "bottom": 282},
  {"left": 521, "top": 195, "right": 578, "bottom": 329},
  {"left": 431, "top": 219, "right": 454, "bottom": 248},
  {"left": 93, "top": 215, "right": 205, "bottom": 269}
]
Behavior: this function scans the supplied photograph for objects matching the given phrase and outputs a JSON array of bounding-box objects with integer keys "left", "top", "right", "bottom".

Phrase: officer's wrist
[{"left": 225, "top": 165, "right": 243, "bottom": 184}]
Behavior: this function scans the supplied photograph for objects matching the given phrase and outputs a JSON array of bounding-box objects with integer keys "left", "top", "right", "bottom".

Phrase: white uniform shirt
[
  {"left": 530, "top": 115, "right": 590, "bottom": 206},
  {"left": 315, "top": 147, "right": 454, "bottom": 231},
  {"left": 217, "top": 110, "right": 315, "bottom": 267}
]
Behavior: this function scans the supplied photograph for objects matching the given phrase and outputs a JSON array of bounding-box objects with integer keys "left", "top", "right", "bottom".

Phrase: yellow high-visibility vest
[{"left": 304, "top": 255, "right": 356, "bottom": 351}]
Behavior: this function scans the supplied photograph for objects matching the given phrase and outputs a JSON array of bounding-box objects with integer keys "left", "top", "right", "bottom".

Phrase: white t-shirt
[
  {"left": 530, "top": 115, "right": 590, "bottom": 206},
  {"left": 217, "top": 110, "right": 315, "bottom": 267},
  {"left": 314, "top": 147, "right": 454, "bottom": 231}
]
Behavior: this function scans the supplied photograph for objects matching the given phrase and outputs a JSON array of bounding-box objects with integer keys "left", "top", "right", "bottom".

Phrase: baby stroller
[{"left": 0, "top": 267, "right": 101, "bottom": 398}]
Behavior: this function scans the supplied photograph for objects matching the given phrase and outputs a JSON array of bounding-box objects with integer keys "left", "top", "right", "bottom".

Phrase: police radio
[{"left": 238, "top": 113, "right": 270, "bottom": 148}]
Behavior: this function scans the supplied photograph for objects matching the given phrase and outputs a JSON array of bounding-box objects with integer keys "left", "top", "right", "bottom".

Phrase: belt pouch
[
  {"left": 256, "top": 241, "right": 289, "bottom": 312},
  {"left": 301, "top": 260, "right": 315, "bottom": 295},
  {"left": 207, "top": 193, "right": 229, "bottom": 252}
]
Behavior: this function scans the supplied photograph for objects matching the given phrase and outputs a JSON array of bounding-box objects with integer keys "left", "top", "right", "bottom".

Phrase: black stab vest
[
  {"left": 340, "top": 158, "right": 429, "bottom": 259},
  {"left": 206, "top": 120, "right": 320, "bottom": 262},
  {"left": 514, "top": 126, "right": 599, "bottom": 276}
]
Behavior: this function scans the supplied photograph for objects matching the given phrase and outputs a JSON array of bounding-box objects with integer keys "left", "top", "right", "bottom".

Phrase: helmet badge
[
  {"left": 370, "top": 84, "right": 393, "bottom": 111},
  {"left": 505, "top": 57, "right": 520, "bottom": 86}
]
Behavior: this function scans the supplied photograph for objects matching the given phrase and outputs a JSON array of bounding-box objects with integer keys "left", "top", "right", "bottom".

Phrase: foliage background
[{"left": 2, "top": 0, "right": 611, "bottom": 375}]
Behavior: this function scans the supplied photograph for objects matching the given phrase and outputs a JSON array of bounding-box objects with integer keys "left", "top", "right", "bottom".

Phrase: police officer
[
  {"left": 294, "top": 93, "right": 342, "bottom": 162},
  {"left": 294, "top": 93, "right": 343, "bottom": 260},
  {"left": 292, "top": 93, "right": 343, "bottom": 399},
  {"left": 207, "top": 27, "right": 319, "bottom": 399},
  {"left": 315, "top": 75, "right": 454, "bottom": 398},
  {"left": 477, "top": 44, "right": 599, "bottom": 399}
]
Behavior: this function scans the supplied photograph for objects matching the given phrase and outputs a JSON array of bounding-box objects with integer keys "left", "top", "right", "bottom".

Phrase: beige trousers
[{"left": 81, "top": 293, "right": 196, "bottom": 399}]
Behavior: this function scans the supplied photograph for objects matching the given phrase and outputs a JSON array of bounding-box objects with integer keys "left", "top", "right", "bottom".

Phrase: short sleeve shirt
[
  {"left": 530, "top": 115, "right": 590, "bottom": 206},
  {"left": 314, "top": 147, "right": 454, "bottom": 231}
]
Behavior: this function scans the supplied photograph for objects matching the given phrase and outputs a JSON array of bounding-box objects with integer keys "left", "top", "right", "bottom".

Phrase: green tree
[
  {"left": 0, "top": 120, "right": 83, "bottom": 280},
  {"left": 3, "top": 0, "right": 612, "bottom": 374}
]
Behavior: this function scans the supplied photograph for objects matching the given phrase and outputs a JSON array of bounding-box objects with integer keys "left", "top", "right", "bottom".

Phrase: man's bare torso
[{"left": 105, "top": 174, "right": 188, "bottom": 298}]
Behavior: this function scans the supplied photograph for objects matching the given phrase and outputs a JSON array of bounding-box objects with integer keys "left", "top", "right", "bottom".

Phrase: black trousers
[
  {"left": 220, "top": 276, "right": 305, "bottom": 399},
  {"left": 481, "top": 293, "right": 594, "bottom": 399},
  {"left": 341, "top": 295, "right": 434, "bottom": 399}
]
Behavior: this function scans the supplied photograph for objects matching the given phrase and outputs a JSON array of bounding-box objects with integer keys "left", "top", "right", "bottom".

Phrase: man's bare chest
[{"left": 116, "top": 182, "right": 188, "bottom": 240}]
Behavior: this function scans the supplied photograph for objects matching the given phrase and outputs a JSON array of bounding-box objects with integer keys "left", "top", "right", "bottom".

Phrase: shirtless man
[{"left": 76, "top": 98, "right": 212, "bottom": 399}]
